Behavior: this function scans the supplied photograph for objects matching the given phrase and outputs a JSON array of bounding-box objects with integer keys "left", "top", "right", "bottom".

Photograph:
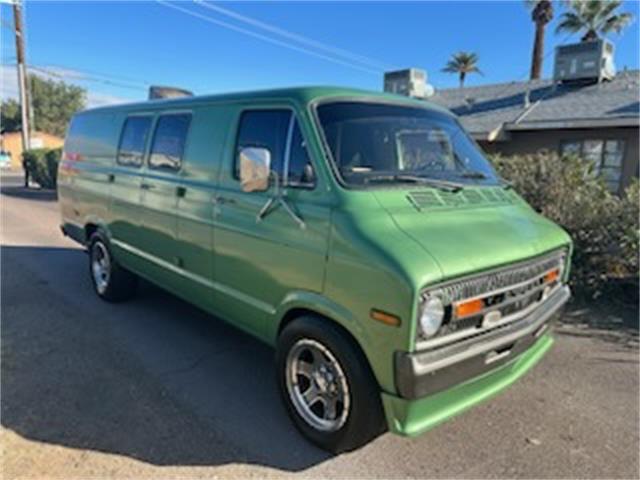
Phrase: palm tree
[
  {"left": 556, "top": 0, "right": 634, "bottom": 42},
  {"left": 526, "top": 0, "right": 554, "bottom": 80},
  {"left": 442, "top": 52, "right": 482, "bottom": 88}
]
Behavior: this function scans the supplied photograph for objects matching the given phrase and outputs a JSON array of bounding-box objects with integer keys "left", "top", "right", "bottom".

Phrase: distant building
[
  {"left": 390, "top": 41, "right": 639, "bottom": 194},
  {"left": 430, "top": 70, "right": 639, "bottom": 193},
  {"left": 0, "top": 131, "right": 64, "bottom": 169}
]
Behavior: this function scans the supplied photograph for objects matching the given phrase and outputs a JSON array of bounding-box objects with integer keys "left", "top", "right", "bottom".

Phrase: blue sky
[{"left": 1, "top": 0, "right": 639, "bottom": 106}]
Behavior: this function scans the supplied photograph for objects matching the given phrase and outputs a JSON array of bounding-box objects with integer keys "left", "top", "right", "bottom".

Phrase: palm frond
[
  {"left": 555, "top": 12, "right": 584, "bottom": 33},
  {"left": 556, "top": 0, "right": 634, "bottom": 39},
  {"left": 601, "top": 12, "right": 634, "bottom": 33}
]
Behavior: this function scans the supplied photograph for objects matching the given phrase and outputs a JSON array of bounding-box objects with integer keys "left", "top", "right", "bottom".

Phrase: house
[
  {"left": 0, "top": 130, "right": 64, "bottom": 170},
  {"left": 430, "top": 70, "right": 639, "bottom": 194}
]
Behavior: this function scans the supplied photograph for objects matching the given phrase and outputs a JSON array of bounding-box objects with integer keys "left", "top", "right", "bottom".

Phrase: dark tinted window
[
  {"left": 287, "top": 122, "right": 315, "bottom": 187},
  {"left": 117, "top": 116, "right": 152, "bottom": 167},
  {"left": 235, "top": 110, "right": 291, "bottom": 179},
  {"left": 149, "top": 113, "right": 191, "bottom": 171}
]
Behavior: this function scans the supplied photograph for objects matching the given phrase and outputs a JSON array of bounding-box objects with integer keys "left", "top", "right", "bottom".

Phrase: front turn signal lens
[
  {"left": 370, "top": 309, "right": 401, "bottom": 327},
  {"left": 455, "top": 298, "right": 484, "bottom": 318},
  {"left": 544, "top": 268, "right": 560, "bottom": 283}
]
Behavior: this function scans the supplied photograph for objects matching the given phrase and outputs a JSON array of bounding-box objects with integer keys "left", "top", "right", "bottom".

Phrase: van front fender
[{"left": 271, "top": 291, "right": 371, "bottom": 348}]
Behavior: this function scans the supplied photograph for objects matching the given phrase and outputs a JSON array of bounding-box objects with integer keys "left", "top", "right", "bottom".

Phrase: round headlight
[{"left": 420, "top": 296, "right": 445, "bottom": 337}]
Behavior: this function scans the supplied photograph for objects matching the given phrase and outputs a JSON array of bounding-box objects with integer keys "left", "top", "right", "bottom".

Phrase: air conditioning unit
[
  {"left": 148, "top": 86, "right": 193, "bottom": 100},
  {"left": 384, "top": 68, "right": 433, "bottom": 98},
  {"left": 553, "top": 39, "right": 615, "bottom": 84}
]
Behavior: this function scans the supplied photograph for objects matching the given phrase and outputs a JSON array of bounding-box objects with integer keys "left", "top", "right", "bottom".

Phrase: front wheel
[
  {"left": 88, "top": 232, "right": 137, "bottom": 302},
  {"left": 276, "top": 316, "right": 386, "bottom": 453}
]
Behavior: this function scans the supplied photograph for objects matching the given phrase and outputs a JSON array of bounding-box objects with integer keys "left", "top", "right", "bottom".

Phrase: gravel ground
[{"left": 1, "top": 172, "right": 639, "bottom": 479}]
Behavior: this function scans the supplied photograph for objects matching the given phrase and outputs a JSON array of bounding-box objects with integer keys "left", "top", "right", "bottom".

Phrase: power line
[
  {"left": 155, "top": 0, "right": 381, "bottom": 76},
  {"left": 194, "top": 0, "right": 397, "bottom": 71},
  {"left": 40, "top": 62, "right": 151, "bottom": 87},
  {"left": 18, "top": 64, "right": 148, "bottom": 91}
]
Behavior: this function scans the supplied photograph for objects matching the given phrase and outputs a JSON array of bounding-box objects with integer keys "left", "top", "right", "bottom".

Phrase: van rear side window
[
  {"left": 149, "top": 113, "right": 191, "bottom": 171},
  {"left": 117, "top": 116, "right": 152, "bottom": 167}
]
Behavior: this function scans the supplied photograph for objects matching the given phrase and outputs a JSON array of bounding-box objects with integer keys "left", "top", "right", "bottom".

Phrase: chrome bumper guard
[{"left": 395, "top": 285, "right": 570, "bottom": 400}]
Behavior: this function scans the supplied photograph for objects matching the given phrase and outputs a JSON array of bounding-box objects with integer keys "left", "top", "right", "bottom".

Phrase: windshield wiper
[
  {"left": 365, "top": 174, "right": 465, "bottom": 192},
  {"left": 458, "top": 170, "right": 488, "bottom": 180}
]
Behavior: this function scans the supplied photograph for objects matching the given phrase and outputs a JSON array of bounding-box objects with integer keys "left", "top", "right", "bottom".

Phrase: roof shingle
[{"left": 429, "top": 70, "right": 640, "bottom": 135}]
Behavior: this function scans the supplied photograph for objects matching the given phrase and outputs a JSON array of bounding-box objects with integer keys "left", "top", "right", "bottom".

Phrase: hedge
[
  {"left": 491, "top": 152, "right": 639, "bottom": 299},
  {"left": 22, "top": 148, "right": 61, "bottom": 189}
]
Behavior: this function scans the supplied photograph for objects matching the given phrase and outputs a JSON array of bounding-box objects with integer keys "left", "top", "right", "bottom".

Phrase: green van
[{"left": 58, "top": 87, "right": 571, "bottom": 452}]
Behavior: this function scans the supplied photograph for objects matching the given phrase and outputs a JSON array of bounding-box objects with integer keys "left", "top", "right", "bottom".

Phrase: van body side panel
[
  {"left": 136, "top": 167, "right": 181, "bottom": 289},
  {"left": 60, "top": 111, "right": 122, "bottom": 239},
  {"left": 108, "top": 112, "right": 155, "bottom": 273},
  {"left": 212, "top": 103, "right": 332, "bottom": 339},
  {"left": 171, "top": 105, "right": 235, "bottom": 311}
]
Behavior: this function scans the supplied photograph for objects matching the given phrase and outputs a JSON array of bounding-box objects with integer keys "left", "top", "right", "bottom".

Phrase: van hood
[{"left": 373, "top": 187, "right": 570, "bottom": 282}]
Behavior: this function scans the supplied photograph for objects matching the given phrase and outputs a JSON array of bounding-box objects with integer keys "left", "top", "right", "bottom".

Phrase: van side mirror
[{"left": 239, "top": 147, "right": 271, "bottom": 192}]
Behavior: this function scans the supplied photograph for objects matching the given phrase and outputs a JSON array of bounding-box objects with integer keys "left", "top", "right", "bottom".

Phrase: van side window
[
  {"left": 235, "top": 110, "right": 290, "bottom": 180},
  {"left": 235, "top": 110, "right": 315, "bottom": 188},
  {"left": 287, "top": 121, "right": 315, "bottom": 188},
  {"left": 117, "top": 116, "right": 152, "bottom": 167},
  {"left": 149, "top": 113, "right": 191, "bottom": 171}
]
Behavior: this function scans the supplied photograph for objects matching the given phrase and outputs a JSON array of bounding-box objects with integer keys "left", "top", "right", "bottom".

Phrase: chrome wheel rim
[
  {"left": 91, "top": 241, "right": 111, "bottom": 295},
  {"left": 285, "top": 338, "right": 350, "bottom": 432}
]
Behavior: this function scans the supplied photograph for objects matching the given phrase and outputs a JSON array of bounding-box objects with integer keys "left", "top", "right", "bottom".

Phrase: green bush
[
  {"left": 22, "top": 147, "right": 61, "bottom": 189},
  {"left": 491, "top": 152, "right": 639, "bottom": 298}
]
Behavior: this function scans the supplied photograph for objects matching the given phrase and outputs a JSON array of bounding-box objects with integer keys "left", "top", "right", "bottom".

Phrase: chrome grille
[
  {"left": 418, "top": 250, "right": 566, "bottom": 348},
  {"left": 434, "top": 253, "right": 563, "bottom": 305}
]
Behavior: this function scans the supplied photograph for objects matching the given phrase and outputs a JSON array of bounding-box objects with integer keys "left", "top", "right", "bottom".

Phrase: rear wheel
[
  {"left": 88, "top": 232, "right": 137, "bottom": 302},
  {"left": 276, "top": 316, "right": 386, "bottom": 453}
]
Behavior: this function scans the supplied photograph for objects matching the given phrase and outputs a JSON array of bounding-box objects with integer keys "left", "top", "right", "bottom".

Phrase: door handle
[
  {"left": 107, "top": 173, "right": 115, "bottom": 183},
  {"left": 140, "top": 183, "right": 155, "bottom": 190},
  {"left": 176, "top": 186, "right": 186, "bottom": 198},
  {"left": 213, "top": 196, "right": 236, "bottom": 205}
]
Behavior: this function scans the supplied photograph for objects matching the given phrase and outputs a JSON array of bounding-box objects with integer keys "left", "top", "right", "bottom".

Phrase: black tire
[
  {"left": 276, "top": 315, "right": 386, "bottom": 453},
  {"left": 88, "top": 231, "right": 138, "bottom": 302}
]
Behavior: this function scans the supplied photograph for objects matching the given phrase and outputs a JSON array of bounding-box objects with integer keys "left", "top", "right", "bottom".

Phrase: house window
[{"left": 560, "top": 139, "right": 625, "bottom": 192}]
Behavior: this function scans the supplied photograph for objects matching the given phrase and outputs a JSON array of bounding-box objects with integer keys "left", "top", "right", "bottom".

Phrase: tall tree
[
  {"left": 556, "top": 0, "right": 634, "bottom": 42},
  {"left": 526, "top": 0, "right": 554, "bottom": 80},
  {"left": 29, "top": 75, "right": 86, "bottom": 137},
  {"left": 0, "top": 74, "right": 86, "bottom": 137},
  {"left": 0, "top": 99, "right": 22, "bottom": 133},
  {"left": 442, "top": 52, "right": 482, "bottom": 88}
]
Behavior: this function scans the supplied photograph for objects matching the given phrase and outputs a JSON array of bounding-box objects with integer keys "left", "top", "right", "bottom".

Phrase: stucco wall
[
  {"left": 0, "top": 131, "right": 64, "bottom": 169},
  {"left": 479, "top": 127, "right": 639, "bottom": 194}
]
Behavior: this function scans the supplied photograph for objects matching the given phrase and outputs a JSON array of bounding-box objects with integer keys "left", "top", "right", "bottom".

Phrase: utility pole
[{"left": 12, "top": 0, "right": 31, "bottom": 185}]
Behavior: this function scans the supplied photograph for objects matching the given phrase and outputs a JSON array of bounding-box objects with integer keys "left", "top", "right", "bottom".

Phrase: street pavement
[{"left": 1, "top": 172, "right": 638, "bottom": 479}]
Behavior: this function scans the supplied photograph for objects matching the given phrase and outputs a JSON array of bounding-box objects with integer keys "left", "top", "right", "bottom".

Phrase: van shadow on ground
[
  {"left": 0, "top": 184, "right": 57, "bottom": 202},
  {"left": 1, "top": 244, "right": 332, "bottom": 471}
]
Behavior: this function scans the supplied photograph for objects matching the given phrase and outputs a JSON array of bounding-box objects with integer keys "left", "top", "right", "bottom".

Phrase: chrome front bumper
[{"left": 395, "top": 285, "right": 570, "bottom": 399}]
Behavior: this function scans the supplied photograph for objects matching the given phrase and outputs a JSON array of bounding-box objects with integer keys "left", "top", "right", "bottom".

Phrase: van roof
[{"left": 81, "top": 85, "right": 453, "bottom": 116}]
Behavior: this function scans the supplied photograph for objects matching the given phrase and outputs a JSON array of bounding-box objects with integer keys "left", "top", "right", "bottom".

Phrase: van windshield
[{"left": 316, "top": 101, "right": 500, "bottom": 188}]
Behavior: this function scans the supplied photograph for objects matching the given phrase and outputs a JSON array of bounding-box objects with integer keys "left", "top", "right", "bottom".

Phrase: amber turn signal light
[
  {"left": 455, "top": 298, "right": 484, "bottom": 318},
  {"left": 544, "top": 269, "right": 560, "bottom": 283},
  {"left": 370, "top": 309, "right": 401, "bottom": 327}
]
